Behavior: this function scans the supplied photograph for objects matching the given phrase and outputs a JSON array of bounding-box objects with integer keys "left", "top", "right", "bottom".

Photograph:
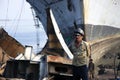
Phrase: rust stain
[{"left": 47, "top": 55, "right": 72, "bottom": 64}]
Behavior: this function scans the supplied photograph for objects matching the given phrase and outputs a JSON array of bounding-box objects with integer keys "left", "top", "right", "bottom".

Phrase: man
[
  {"left": 69, "top": 28, "right": 90, "bottom": 80},
  {"left": 88, "top": 58, "right": 95, "bottom": 80}
]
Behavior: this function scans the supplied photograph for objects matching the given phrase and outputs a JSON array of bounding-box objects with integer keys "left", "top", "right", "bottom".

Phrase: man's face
[{"left": 75, "top": 34, "right": 83, "bottom": 42}]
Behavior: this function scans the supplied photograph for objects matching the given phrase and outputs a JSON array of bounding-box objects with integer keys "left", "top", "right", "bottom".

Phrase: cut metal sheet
[{"left": 50, "top": 9, "right": 73, "bottom": 59}]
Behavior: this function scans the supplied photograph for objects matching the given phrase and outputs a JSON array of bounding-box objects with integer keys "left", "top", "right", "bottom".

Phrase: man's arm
[{"left": 85, "top": 41, "right": 91, "bottom": 58}]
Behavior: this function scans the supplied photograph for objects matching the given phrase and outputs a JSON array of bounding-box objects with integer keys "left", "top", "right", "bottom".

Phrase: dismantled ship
[
  {"left": 26, "top": 0, "right": 120, "bottom": 79},
  {"left": 26, "top": 0, "right": 120, "bottom": 60},
  {"left": 0, "top": 0, "right": 120, "bottom": 80}
]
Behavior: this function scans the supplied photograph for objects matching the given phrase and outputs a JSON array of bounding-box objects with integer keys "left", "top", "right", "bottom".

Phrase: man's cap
[{"left": 74, "top": 28, "right": 84, "bottom": 36}]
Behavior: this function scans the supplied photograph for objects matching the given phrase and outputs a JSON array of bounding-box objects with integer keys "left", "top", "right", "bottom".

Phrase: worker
[
  {"left": 69, "top": 28, "right": 90, "bottom": 80},
  {"left": 88, "top": 58, "right": 95, "bottom": 80}
]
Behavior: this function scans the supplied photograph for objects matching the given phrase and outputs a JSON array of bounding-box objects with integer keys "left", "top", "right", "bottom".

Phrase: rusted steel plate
[{"left": 47, "top": 55, "right": 72, "bottom": 65}]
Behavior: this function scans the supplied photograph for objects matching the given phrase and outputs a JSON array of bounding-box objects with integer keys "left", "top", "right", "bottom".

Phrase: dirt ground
[{"left": 92, "top": 69, "right": 120, "bottom": 80}]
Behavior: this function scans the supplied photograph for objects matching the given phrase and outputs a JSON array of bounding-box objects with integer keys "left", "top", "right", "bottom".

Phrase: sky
[{"left": 0, "top": 0, "right": 47, "bottom": 53}]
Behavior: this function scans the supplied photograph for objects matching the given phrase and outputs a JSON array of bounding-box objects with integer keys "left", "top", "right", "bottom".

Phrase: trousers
[{"left": 72, "top": 65, "right": 88, "bottom": 80}]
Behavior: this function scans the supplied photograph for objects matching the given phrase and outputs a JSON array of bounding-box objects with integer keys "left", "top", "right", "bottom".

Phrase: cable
[
  {"left": 4, "top": 0, "right": 25, "bottom": 52},
  {"left": 4, "top": 0, "right": 9, "bottom": 28},
  {"left": 13, "top": 0, "right": 25, "bottom": 37}
]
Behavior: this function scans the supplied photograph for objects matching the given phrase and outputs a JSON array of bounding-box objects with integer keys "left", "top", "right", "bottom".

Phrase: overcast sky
[{"left": 0, "top": 0, "right": 47, "bottom": 53}]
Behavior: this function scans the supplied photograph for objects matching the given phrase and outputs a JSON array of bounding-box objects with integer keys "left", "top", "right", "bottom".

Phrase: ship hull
[
  {"left": 26, "top": 0, "right": 120, "bottom": 79},
  {"left": 27, "top": 0, "right": 120, "bottom": 42},
  {"left": 26, "top": 0, "right": 120, "bottom": 58}
]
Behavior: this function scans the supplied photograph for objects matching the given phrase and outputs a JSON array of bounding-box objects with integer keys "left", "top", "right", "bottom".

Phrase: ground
[{"left": 93, "top": 69, "right": 120, "bottom": 80}]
